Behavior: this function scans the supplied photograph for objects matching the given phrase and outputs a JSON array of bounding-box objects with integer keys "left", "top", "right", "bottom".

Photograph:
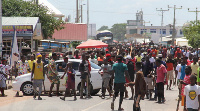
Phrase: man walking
[
  {"left": 31, "top": 53, "right": 45, "bottom": 100},
  {"left": 47, "top": 53, "right": 60, "bottom": 97},
  {"left": 156, "top": 59, "right": 167, "bottom": 103},
  {"left": 79, "top": 54, "right": 91, "bottom": 99},
  {"left": 111, "top": 55, "right": 131, "bottom": 110}
]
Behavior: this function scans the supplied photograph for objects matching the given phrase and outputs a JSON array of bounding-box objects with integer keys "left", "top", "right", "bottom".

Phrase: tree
[
  {"left": 71, "top": 41, "right": 81, "bottom": 48},
  {"left": 2, "top": 0, "right": 64, "bottom": 39},
  {"left": 183, "top": 21, "right": 200, "bottom": 48},
  {"left": 98, "top": 25, "right": 109, "bottom": 31},
  {"left": 110, "top": 23, "right": 126, "bottom": 41}
]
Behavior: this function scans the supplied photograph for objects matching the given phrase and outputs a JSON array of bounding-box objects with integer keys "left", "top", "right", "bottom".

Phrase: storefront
[{"left": 2, "top": 17, "right": 43, "bottom": 58}]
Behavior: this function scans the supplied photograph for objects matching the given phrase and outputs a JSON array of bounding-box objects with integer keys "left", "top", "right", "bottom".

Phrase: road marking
[{"left": 81, "top": 99, "right": 110, "bottom": 111}]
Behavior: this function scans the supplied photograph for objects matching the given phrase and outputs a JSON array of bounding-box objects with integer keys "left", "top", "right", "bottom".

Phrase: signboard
[{"left": 2, "top": 25, "right": 33, "bottom": 35}]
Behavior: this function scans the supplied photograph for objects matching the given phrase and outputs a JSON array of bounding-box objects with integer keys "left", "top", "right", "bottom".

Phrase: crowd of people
[{"left": 1, "top": 43, "right": 200, "bottom": 111}]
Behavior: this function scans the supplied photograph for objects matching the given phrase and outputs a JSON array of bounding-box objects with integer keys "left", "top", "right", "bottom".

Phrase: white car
[{"left": 12, "top": 59, "right": 102, "bottom": 96}]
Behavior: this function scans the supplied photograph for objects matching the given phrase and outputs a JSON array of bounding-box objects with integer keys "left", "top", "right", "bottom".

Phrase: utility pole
[
  {"left": 156, "top": 8, "right": 169, "bottom": 42},
  {"left": 168, "top": 5, "right": 182, "bottom": 46},
  {"left": 81, "top": 5, "right": 83, "bottom": 23},
  {"left": 76, "top": 0, "right": 79, "bottom": 23},
  {"left": 87, "top": 0, "right": 89, "bottom": 39},
  {"left": 188, "top": 8, "right": 200, "bottom": 24},
  {"left": 0, "top": 0, "right": 2, "bottom": 57},
  {"left": 143, "top": 20, "right": 150, "bottom": 44}
]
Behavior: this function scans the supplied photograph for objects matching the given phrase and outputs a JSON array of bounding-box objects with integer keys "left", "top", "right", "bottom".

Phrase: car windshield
[{"left": 90, "top": 61, "right": 101, "bottom": 69}]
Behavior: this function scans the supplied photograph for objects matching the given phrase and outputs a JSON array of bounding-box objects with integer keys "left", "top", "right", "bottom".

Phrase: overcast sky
[{"left": 48, "top": 0, "right": 200, "bottom": 29}]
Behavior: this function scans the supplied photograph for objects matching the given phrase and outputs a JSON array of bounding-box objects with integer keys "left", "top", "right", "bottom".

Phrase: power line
[
  {"left": 156, "top": 8, "right": 169, "bottom": 42},
  {"left": 188, "top": 7, "right": 200, "bottom": 24},
  {"left": 168, "top": 5, "right": 182, "bottom": 46}
]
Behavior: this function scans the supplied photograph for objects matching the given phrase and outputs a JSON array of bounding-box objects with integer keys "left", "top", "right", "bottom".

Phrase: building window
[
  {"left": 170, "top": 29, "right": 173, "bottom": 34},
  {"left": 160, "top": 29, "right": 166, "bottom": 35},
  {"left": 129, "top": 29, "right": 137, "bottom": 34},
  {"left": 150, "top": 29, "right": 156, "bottom": 33},
  {"left": 140, "top": 29, "right": 147, "bottom": 34},
  {"left": 180, "top": 29, "right": 183, "bottom": 35}
]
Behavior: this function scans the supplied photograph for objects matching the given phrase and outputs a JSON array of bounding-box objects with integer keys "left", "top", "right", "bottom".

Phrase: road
[{"left": 0, "top": 85, "right": 183, "bottom": 111}]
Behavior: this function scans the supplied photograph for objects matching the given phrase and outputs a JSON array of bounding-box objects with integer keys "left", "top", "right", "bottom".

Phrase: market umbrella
[{"left": 76, "top": 40, "right": 108, "bottom": 49}]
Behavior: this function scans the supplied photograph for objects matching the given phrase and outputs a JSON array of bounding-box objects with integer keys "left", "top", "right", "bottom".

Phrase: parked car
[{"left": 12, "top": 59, "right": 102, "bottom": 96}]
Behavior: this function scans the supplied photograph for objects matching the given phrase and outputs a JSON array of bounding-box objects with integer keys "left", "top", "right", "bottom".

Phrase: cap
[{"left": 106, "top": 54, "right": 111, "bottom": 57}]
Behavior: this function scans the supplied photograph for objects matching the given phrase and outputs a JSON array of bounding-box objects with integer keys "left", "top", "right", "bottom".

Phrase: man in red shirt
[
  {"left": 166, "top": 54, "right": 175, "bottom": 90},
  {"left": 174, "top": 48, "right": 182, "bottom": 58},
  {"left": 187, "top": 54, "right": 193, "bottom": 66},
  {"left": 151, "top": 47, "right": 157, "bottom": 58}
]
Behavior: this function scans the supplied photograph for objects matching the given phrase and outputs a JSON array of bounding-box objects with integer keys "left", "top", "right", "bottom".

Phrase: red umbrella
[{"left": 76, "top": 40, "right": 108, "bottom": 49}]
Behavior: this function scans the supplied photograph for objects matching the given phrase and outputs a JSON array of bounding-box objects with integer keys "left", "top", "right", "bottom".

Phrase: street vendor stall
[{"left": 76, "top": 40, "right": 108, "bottom": 49}]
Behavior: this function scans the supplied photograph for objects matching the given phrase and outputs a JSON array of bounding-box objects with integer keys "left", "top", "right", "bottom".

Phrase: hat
[
  {"left": 105, "top": 49, "right": 109, "bottom": 52},
  {"left": 106, "top": 54, "right": 111, "bottom": 57}
]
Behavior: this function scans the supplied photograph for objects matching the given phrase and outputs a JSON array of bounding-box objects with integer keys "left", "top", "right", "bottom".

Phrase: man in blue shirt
[
  {"left": 111, "top": 55, "right": 131, "bottom": 111},
  {"left": 180, "top": 57, "right": 187, "bottom": 80}
]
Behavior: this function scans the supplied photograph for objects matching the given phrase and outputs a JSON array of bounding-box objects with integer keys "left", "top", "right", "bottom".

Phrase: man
[
  {"left": 28, "top": 54, "right": 35, "bottom": 72},
  {"left": 89, "top": 53, "right": 98, "bottom": 65},
  {"left": 110, "top": 55, "right": 131, "bottom": 111},
  {"left": 136, "top": 53, "right": 142, "bottom": 62},
  {"left": 142, "top": 56, "right": 153, "bottom": 99},
  {"left": 187, "top": 54, "right": 193, "bottom": 66},
  {"left": 0, "top": 58, "right": 9, "bottom": 97},
  {"left": 166, "top": 54, "right": 175, "bottom": 90},
  {"left": 156, "top": 59, "right": 167, "bottom": 103},
  {"left": 79, "top": 54, "right": 91, "bottom": 99},
  {"left": 47, "top": 53, "right": 60, "bottom": 97},
  {"left": 16, "top": 56, "right": 30, "bottom": 96},
  {"left": 190, "top": 57, "right": 198, "bottom": 75},
  {"left": 42, "top": 53, "right": 49, "bottom": 66},
  {"left": 68, "top": 51, "right": 74, "bottom": 59},
  {"left": 31, "top": 53, "right": 45, "bottom": 100},
  {"left": 151, "top": 47, "right": 157, "bottom": 58}
]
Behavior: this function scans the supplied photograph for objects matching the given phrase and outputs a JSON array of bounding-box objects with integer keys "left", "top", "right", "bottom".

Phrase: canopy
[{"left": 76, "top": 40, "right": 108, "bottom": 49}]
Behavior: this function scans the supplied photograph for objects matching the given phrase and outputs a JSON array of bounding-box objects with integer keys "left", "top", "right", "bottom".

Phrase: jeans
[
  {"left": 80, "top": 76, "right": 90, "bottom": 97},
  {"left": 33, "top": 79, "right": 43, "bottom": 96}
]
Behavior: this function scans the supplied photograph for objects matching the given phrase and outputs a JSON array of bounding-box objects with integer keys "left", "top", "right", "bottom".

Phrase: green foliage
[
  {"left": 110, "top": 23, "right": 126, "bottom": 41},
  {"left": 98, "top": 25, "right": 109, "bottom": 31},
  {"left": 183, "top": 21, "right": 200, "bottom": 48},
  {"left": 71, "top": 41, "right": 81, "bottom": 48},
  {"left": 2, "top": 0, "right": 65, "bottom": 39}
]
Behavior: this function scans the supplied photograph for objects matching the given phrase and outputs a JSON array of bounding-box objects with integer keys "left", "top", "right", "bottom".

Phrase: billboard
[{"left": 2, "top": 25, "right": 33, "bottom": 35}]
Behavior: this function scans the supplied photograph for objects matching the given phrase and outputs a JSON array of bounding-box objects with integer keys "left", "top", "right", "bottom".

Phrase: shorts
[
  {"left": 103, "top": 77, "right": 110, "bottom": 88},
  {"left": 114, "top": 83, "right": 125, "bottom": 92},
  {"left": 0, "top": 80, "right": 6, "bottom": 88},
  {"left": 33, "top": 79, "right": 43, "bottom": 88},
  {"left": 144, "top": 77, "right": 154, "bottom": 90},
  {"left": 167, "top": 70, "right": 174, "bottom": 80}
]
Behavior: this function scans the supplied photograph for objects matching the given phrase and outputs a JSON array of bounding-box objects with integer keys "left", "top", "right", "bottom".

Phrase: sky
[{"left": 47, "top": 0, "right": 200, "bottom": 29}]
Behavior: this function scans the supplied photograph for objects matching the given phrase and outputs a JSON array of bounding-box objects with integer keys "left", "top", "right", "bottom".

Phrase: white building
[{"left": 126, "top": 11, "right": 184, "bottom": 43}]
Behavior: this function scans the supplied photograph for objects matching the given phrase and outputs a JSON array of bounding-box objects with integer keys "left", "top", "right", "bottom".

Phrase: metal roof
[{"left": 2, "top": 17, "right": 39, "bottom": 30}]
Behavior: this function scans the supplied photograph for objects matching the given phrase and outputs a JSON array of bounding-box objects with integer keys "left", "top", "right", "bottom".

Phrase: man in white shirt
[
  {"left": 149, "top": 53, "right": 155, "bottom": 64},
  {"left": 184, "top": 75, "right": 200, "bottom": 111}
]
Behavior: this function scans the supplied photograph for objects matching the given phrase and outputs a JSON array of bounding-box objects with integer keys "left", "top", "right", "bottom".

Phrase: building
[
  {"left": 126, "top": 11, "right": 184, "bottom": 44},
  {"left": 2, "top": 17, "right": 42, "bottom": 57}
]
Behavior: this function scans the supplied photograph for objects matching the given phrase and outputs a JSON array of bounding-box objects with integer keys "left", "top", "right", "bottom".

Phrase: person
[
  {"left": 110, "top": 55, "right": 131, "bottom": 111},
  {"left": 170, "top": 46, "right": 175, "bottom": 58},
  {"left": 126, "top": 55, "right": 135, "bottom": 100},
  {"left": 42, "top": 53, "right": 49, "bottom": 65},
  {"left": 142, "top": 56, "right": 154, "bottom": 99},
  {"left": 0, "top": 58, "right": 9, "bottom": 97},
  {"left": 31, "top": 53, "right": 45, "bottom": 100},
  {"left": 149, "top": 53, "right": 155, "bottom": 64},
  {"left": 68, "top": 51, "right": 74, "bottom": 59},
  {"left": 125, "top": 62, "right": 146, "bottom": 111},
  {"left": 47, "top": 53, "right": 60, "bottom": 97},
  {"left": 190, "top": 57, "right": 198, "bottom": 75},
  {"left": 89, "top": 53, "right": 98, "bottom": 65},
  {"left": 180, "top": 66, "right": 192, "bottom": 108},
  {"left": 155, "top": 59, "right": 167, "bottom": 103},
  {"left": 79, "top": 54, "right": 91, "bottom": 99},
  {"left": 99, "top": 59, "right": 112, "bottom": 99},
  {"left": 15, "top": 55, "right": 30, "bottom": 96},
  {"left": 136, "top": 53, "right": 142, "bottom": 62},
  {"left": 166, "top": 54, "right": 175, "bottom": 90},
  {"left": 180, "top": 57, "right": 188, "bottom": 80},
  {"left": 28, "top": 54, "right": 35, "bottom": 72},
  {"left": 187, "top": 54, "right": 193, "bottom": 66},
  {"left": 60, "top": 63, "right": 77, "bottom": 101},
  {"left": 151, "top": 47, "right": 157, "bottom": 58},
  {"left": 184, "top": 75, "right": 200, "bottom": 111},
  {"left": 74, "top": 50, "right": 81, "bottom": 59}
]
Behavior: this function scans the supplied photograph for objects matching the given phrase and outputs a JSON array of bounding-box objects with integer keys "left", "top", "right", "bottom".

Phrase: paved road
[{"left": 0, "top": 85, "right": 183, "bottom": 111}]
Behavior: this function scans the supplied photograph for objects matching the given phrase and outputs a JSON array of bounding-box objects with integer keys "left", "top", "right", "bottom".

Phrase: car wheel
[
  {"left": 21, "top": 82, "right": 34, "bottom": 96},
  {"left": 91, "top": 89, "right": 100, "bottom": 96}
]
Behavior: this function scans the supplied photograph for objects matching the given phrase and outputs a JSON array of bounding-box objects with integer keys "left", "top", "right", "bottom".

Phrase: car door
[{"left": 90, "top": 62, "right": 102, "bottom": 89}]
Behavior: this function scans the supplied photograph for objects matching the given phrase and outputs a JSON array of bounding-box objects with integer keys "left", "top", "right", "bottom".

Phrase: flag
[{"left": 10, "top": 29, "right": 19, "bottom": 67}]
